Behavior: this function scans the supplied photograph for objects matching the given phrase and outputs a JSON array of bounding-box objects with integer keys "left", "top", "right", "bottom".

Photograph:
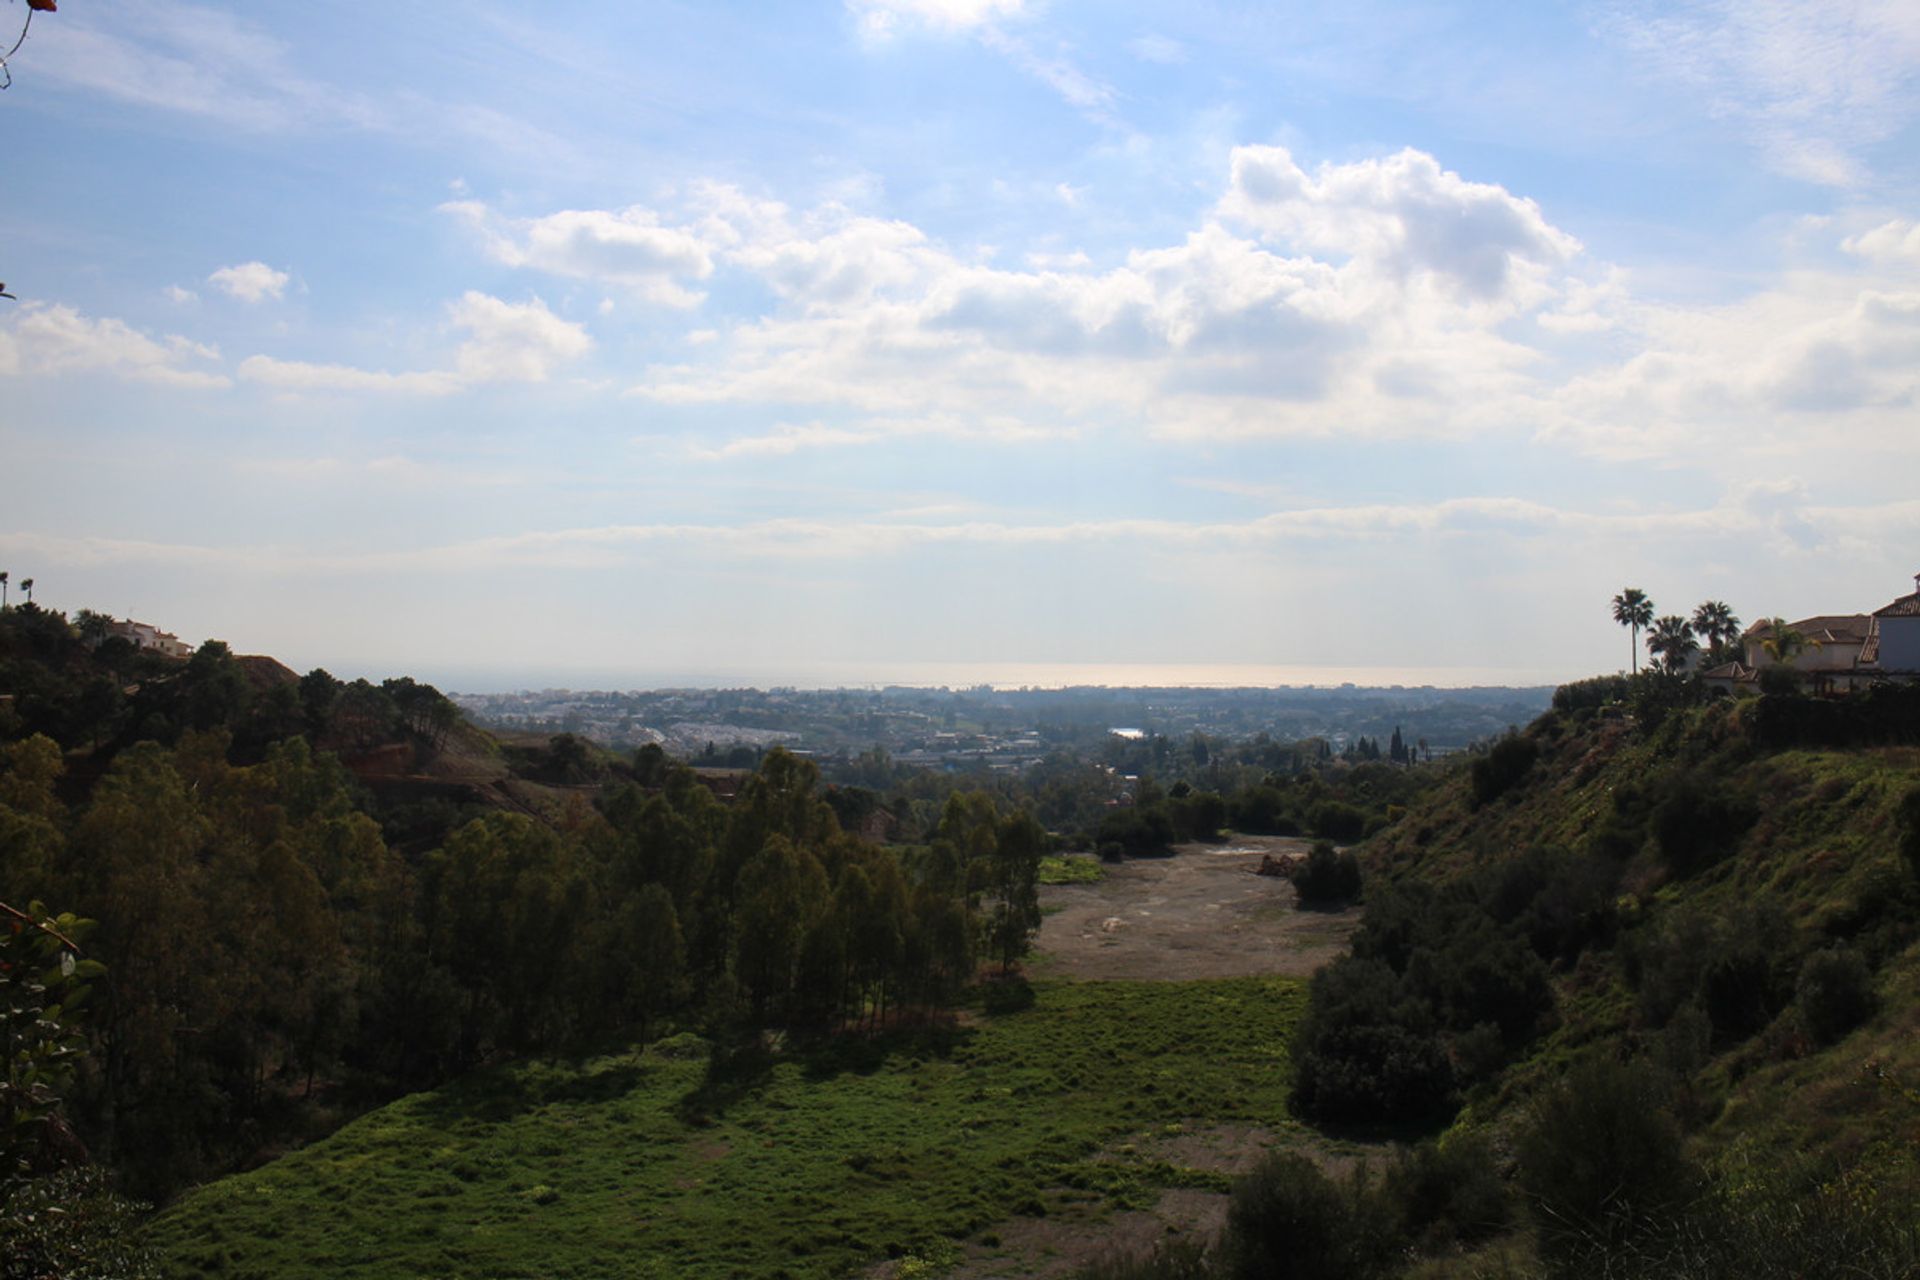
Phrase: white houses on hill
[
  {"left": 105, "top": 618, "right": 193, "bottom": 659},
  {"left": 1713, "top": 573, "right": 1920, "bottom": 693}
]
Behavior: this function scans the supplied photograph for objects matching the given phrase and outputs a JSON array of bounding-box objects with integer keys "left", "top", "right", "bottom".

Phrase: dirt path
[{"left": 1031, "top": 835, "right": 1361, "bottom": 982}]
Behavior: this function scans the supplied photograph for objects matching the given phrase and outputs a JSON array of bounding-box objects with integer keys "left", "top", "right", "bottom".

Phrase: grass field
[{"left": 148, "top": 979, "right": 1306, "bottom": 1279}]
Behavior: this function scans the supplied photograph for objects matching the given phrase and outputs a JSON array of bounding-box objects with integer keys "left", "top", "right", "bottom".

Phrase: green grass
[
  {"left": 1039, "top": 854, "right": 1104, "bottom": 885},
  {"left": 148, "top": 979, "right": 1304, "bottom": 1279}
]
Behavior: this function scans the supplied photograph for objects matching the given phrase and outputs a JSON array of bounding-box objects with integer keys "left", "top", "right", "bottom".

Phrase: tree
[
  {"left": 19, "top": 578, "right": 32, "bottom": 605},
  {"left": 1756, "top": 616, "right": 1814, "bottom": 666},
  {"left": 1646, "top": 615, "right": 1699, "bottom": 673},
  {"left": 1610, "top": 588, "right": 1654, "bottom": 673},
  {"left": 1690, "top": 600, "right": 1741, "bottom": 661},
  {"left": 72, "top": 608, "right": 113, "bottom": 647},
  {"left": 0, "top": 572, "right": 8, "bottom": 609}
]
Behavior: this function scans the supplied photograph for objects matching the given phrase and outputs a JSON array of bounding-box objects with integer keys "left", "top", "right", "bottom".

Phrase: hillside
[{"left": 1353, "top": 677, "right": 1920, "bottom": 1224}]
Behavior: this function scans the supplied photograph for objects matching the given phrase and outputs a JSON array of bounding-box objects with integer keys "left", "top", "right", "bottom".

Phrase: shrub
[
  {"left": 1901, "top": 786, "right": 1920, "bottom": 882},
  {"left": 1293, "top": 841, "right": 1363, "bottom": 906},
  {"left": 1651, "top": 775, "right": 1755, "bottom": 877},
  {"left": 1553, "top": 674, "right": 1631, "bottom": 713},
  {"left": 1794, "top": 946, "right": 1875, "bottom": 1045},
  {"left": 1290, "top": 957, "right": 1454, "bottom": 1125},
  {"left": 1219, "top": 1153, "right": 1401, "bottom": 1280},
  {"left": 1384, "top": 1132, "right": 1510, "bottom": 1249},
  {"left": 1517, "top": 1058, "right": 1701, "bottom": 1274},
  {"left": 1308, "top": 801, "right": 1367, "bottom": 842},
  {"left": 1470, "top": 735, "right": 1538, "bottom": 806}
]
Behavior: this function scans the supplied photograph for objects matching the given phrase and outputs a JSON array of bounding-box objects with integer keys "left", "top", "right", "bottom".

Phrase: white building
[{"left": 106, "top": 618, "right": 193, "bottom": 659}]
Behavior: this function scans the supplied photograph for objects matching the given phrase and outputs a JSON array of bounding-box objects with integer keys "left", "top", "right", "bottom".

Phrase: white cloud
[
  {"left": 236, "top": 356, "right": 458, "bottom": 396},
  {"left": 238, "top": 292, "right": 589, "bottom": 395},
  {"left": 848, "top": 0, "right": 1027, "bottom": 40},
  {"left": 28, "top": 3, "right": 384, "bottom": 134},
  {"left": 208, "top": 261, "right": 290, "bottom": 303},
  {"left": 442, "top": 200, "right": 714, "bottom": 307},
  {"left": 165, "top": 285, "right": 200, "bottom": 305},
  {"left": 0, "top": 303, "right": 228, "bottom": 389},
  {"left": 1844, "top": 219, "right": 1920, "bottom": 265},
  {"left": 447, "top": 292, "right": 593, "bottom": 384},
  {"left": 1597, "top": 1, "right": 1920, "bottom": 185},
  {"left": 846, "top": 0, "right": 1120, "bottom": 126},
  {"left": 609, "top": 149, "right": 1587, "bottom": 446},
  {"left": 1220, "top": 145, "right": 1580, "bottom": 304}
]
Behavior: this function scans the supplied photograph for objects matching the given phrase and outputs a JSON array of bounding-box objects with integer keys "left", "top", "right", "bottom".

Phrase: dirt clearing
[{"left": 1032, "top": 834, "right": 1361, "bottom": 982}]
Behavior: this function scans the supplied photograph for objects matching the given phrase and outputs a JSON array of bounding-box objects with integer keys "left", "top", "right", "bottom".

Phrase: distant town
[{"left": 450, "top": 682, "right": 1557, "bottom": 769}]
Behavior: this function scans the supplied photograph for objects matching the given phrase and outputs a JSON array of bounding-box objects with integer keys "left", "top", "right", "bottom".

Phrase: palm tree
[
  {"left": 1757, "top": 617, "right": 1815, "bottom": 667},
  {"left": 19, "top": 578, "right": 31, "bottom": 605},
  {"left": 1690, "top": 600, "right": 1741, "bottom": 661},
  {"left": 1611, "top": 588, "right": 1655, "bottom": 673},
  {"left": 0, "top": 571, "right": 8, "bottom": 609},
  {"left": 1647, "top": 615, "right": 1699, "bottom": 672}
]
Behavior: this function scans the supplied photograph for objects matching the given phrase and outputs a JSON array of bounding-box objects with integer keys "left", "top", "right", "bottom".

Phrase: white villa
[
  {"left": 1702, "top": 573, "right": 1920, "bottom": 694},
  {"left": 106, "top": 618, "right": 194, "bottom": 659}
]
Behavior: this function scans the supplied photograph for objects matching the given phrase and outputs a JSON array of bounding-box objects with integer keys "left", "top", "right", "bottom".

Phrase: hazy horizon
[{"left": 418, "top": 659, "right": 1570, "bottom": 696}]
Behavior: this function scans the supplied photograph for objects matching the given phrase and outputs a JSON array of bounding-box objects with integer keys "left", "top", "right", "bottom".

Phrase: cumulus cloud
[
  {"left": 0, "top": 303, "right": 228, "bottom": 389},
  {"left": 208, "top": 261, "right": 290, "bottom": 303},
  {"left": 442, "top": 201, "right": 713, "bottom": 307},
  {"left": 238, "top": 292, "right": 590, "bottom": 395},
  {"left": 1219, "top": 145, "right": 1580, "bottom": 304},
  {"left": 447, "top": 291, "right": 594, "bottom": 384},
  {"left": 595, "top": 150, "right": 1587, "bottom": 445},
  {"left": 1844, "top": 219, "right": 1920, "bottom": 265}
]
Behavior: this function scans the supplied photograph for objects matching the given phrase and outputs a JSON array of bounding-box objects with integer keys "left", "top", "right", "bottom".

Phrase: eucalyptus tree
[{"left": 1611, "top": 588, "right": 1655, "bottom": 673}]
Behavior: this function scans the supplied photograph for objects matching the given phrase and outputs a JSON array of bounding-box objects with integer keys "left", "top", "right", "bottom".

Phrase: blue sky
[{"left": 4, "top": 0, "right": 1919, "bottom": 689}]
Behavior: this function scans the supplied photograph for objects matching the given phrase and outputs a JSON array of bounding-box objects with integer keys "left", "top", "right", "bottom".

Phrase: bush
[
  {"left": 1794, "top": 946, "right": 1875, "bottom": 1045},
  {"left": 1554, "top": 674, "right": 1631, "bottom": 713},
  {"left": 1290, "top": 957, "right": 1454, "bottom": 1126},
  {"left": 1292, "top": 841, "right": 1363, "bottom": 906},
  {"left": 1384, "top": 1132, "right": 1510, "bottom": 1248},
  {"left": 1901, "top": 786, "right": 1920, "bottom": 882},
  {"left": 1651, "top": 774, "right": 1755, "bottom": 877},
  {"left": 1308, "top": 801, "right": 1367, "bottom": 842},
  {"left": 1470, "top": 735, "right": 1538, "bottom": 806},
  {"left": 1517, "top": 1058, "right": 1700, "bottom": 1274},
  {"left": 1220, "top": 1153, "right": 1401, "bottom": 1280}
]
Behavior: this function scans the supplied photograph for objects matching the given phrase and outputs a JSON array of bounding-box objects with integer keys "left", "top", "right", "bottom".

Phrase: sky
[{"left": 3, "top": 0, "right": 1919, "bottom": 691}]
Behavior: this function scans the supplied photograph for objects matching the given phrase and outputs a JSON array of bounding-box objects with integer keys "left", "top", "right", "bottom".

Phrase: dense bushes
[
  {"left": 1470, "top": 734, "right": 1538, "bottom": 806},
  {"left": 1291, "top": 841, "right": 1362, "bottom": 906},
  {"left": 1794, "top": 946, "right": 1876, "bottom": 1045},
  {"left": 1744, "top": 681, "right": 1920, "bottom": 749},
  {"left": 1291, "top": 862, "right": 1575, "bottom": 1127},
  {"left": 1651, "top": 773, "right": 1755, "bottom": 876}
]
